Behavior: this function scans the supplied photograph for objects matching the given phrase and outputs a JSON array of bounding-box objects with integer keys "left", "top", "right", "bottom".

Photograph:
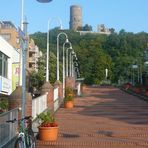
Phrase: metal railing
[
  {"left": 54, "top": 87, "right": 59, "bottom": 112},
  {"left": 32, "top": 94, "right": 48, "bottom": 119},
  {"left": 0, "top": 108, "right": 18, "bottom": 148},
  {"left": 76, "top": 82, "right": 81, "bottom": 96}
]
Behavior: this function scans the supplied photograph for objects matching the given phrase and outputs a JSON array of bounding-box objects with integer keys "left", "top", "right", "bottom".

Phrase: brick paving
[{"left": 36, "top": 86, "right": 148, "bottom": 148}]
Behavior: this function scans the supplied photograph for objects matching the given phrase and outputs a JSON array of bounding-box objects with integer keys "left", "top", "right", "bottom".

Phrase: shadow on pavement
[{"left": 77, "top": 86, "right": 148, "bottom": 125}]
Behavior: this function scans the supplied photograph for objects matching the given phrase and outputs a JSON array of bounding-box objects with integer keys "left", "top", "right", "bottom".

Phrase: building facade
[
  {"left": 0, "top": 36, "right": 20, "bottom": 95},
  {"left": 0, "top": 20, "right": 42, "bottom": 95},
  {"left": 0, "top": 21, "right": 41, "bottom": 73},
  {"left": 0, "top": 21, "right": 20, "bottom": 50},
  {"left": 77, "top": 24, "right": 111, "bottom": 36},
  {"left": 27, "top": 38, "right": 41, "bottom": 72},
  {"left": 69, "top": 5, "right": 83, "bottom": 31},
  {"left": 97, "top": 24, "right": 111, "bottom": 35}
]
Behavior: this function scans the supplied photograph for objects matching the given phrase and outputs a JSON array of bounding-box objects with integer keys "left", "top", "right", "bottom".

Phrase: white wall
[{"left": 0, "top": 36, "right": 20, "bottom": 94}]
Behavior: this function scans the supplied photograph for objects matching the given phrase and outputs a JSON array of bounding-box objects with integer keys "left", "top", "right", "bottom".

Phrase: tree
[
  {"left": 29, "top": 51, "right": 60, "bottom": 89},
  {"left": 30, "top": 29, "right": 148, "bottom": 85},
  {"left": 83, "top": 24, "right": 92, "bottom": 31},
  {"left": 109, "top": 28, "right": 115, "bottom": 34}
]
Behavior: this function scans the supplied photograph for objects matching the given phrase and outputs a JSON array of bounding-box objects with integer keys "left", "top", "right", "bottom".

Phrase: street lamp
[
  {"left": 66, "top": 43, "right": 72, "bottom": 77},
  {"left": 74, "top": 61, "right": 79, "bottom": 69},
  {"left": 132, "top": 64, "right": 138, "bottom": 86},
  {"left": 69, "top": 50, "right": 75, "bottom": 77},
  {"left": 56, "top": 32, "right": 69, "bottom": 81},
  {"left": 71, "top": 52, "right": 77, "bottom": 77},
  {"left": 21, "top": 0, "right": 24, "bottom": 30},
  {"left": 37, "top": 0, "right": 53, "bottom": 2},
  {"left": 73, "top": 60, "right": 79, "bottom": 77},
  {"left": 46, "top": 18, "right": 62, "bottom": 82},
  {"left": 105, "top": 68, "right": 108, "bottom": 80},
  {"left": 21, "top": 0, "right": 53, "bottom": 29},
  {"left": 19, "top": 0, "right": 53, "bottom": 129},
  {"left": 19, "top": 0, "right": 53, "bottom": 84},
  {"left": 62, "top": 41, "right": 72, "bottom": 97},
  {"left": 75, "top": 66, "right": 80, "bottom": 78}
]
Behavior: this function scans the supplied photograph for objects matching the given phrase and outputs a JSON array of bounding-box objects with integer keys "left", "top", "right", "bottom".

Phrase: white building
[
  {"left": 77, "top": 24, "right": 111, "bottom": 36},
  {"left": 97, "top": 24, "right": 111, "bottom": 35},
  {"left": 0, "top": 36, "right": 20, "bottom": 95}
]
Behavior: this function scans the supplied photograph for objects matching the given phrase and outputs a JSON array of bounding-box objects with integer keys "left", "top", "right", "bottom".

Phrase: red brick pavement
[{"left": 36, "top": 86, "right": 148, "bottom": 148}]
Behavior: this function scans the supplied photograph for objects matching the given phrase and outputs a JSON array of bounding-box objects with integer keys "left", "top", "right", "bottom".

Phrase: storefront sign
[
  {"left": 1, "top": 76, "right": 11, "bottom": 94},
  {"left": 12, "top": 63, "right": 20, "bottom": 91},
  {"left": 0, "top": 76, "right": 2, "bottom": 91}
]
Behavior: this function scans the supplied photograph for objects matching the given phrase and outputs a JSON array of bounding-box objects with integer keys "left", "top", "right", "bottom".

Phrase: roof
[{"left": 0, "top": 21, "right": 16, "bottom": 29}]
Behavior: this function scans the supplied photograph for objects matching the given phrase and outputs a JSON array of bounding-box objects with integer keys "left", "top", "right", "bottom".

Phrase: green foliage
[
  {"left": 29, "top": 56, "right": 45, "bottom": 89},
  {"left": 0, "top": 99, "right": 8, "bottom": 113},
  {"left": 30, "top": 29, "right": 148, "bottom": 85},
  {"left": 29, "top": 51, "right": 60, "bottom": 89},
  {"left": 37, "top": 110, "right": 55, "bottom": 123},
  {"left": 64, "top": 95, "right": 73, "bottom": 103},
  {"left": 65, "top": 87, "right": 74, "bottom": 96},
  {"left": 49, "top": 52, "right": 58, "bottom": 83},
  {"left": 83, "top": 24, "right": 92, "bottom": 31},
  {"left": 30, "top": 32, "right": 47, "bottom": 53},
  {"left": 64, "top": 87, "right": 74, "bottom": 102}
]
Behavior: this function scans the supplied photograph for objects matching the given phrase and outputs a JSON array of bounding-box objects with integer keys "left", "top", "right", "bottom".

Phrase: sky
[{"left": 0, "top": 0, "right": 148, "bottom": 34}]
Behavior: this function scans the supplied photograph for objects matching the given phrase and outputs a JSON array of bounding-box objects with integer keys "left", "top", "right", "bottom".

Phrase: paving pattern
[{"left": 36, "top": 86, "right": 148, "bottom": 148}]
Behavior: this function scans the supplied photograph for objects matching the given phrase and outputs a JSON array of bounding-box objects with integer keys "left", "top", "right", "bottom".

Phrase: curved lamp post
[
  {"left": 75, "top": 66, "right": 80, "bottom": 78},
  {"left": 56, "top": 32, "right": 69, "bottom": 81},
  {"left": 20, "top": 0, "right": 53, "bottom": 83},
  {"left": 37, "top": 0, "right": 53, "bottom": 2},
  {"left": 46, "top": 18, "right": 62, "bottom": 82},
  {"left": 62, "top": 41, "right": 72, "bottom": 97},
  {"left": 66, "top": 43, "right": 72, "bottom": 77},
  {"left": 20, "top": 0, "right": 53, "bottom": 130},
  {"left": 71, "top": 52, "right": 78, "bottom": 77},
  {"left": 21, "top": 0, "right": 53, "bottom": 29},
  {"left": 69, "top": 50, "right": 75, "bottom": 77},
  {"left": 73, "top": 60, "right": 79, "bottom": 78}
]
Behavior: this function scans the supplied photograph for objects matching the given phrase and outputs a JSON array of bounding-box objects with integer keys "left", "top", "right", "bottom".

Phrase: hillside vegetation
[{"left": 30, "top": 29, "right": 148, "bottom": 86}]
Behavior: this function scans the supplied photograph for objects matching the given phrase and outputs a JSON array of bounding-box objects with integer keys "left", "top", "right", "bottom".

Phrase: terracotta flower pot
[
  {"left": 145, "top": 91, "right": 148, "bottom": 96},
  {"left": 38, "top": 126, "right": 59, "bottom": 141},
  {"left": 64, "top": 101, "right": 74, "bottom": 108},
  {"left": 124, "top": 83, "right": 132, "bottom": 90},
  {"left": 134, "top": 87, "right": 141, "bottom": 93}
]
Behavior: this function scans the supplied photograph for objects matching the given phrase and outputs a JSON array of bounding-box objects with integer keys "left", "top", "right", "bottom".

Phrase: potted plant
[
  {"left": 37, "top": 110, "right": 58, "bottom": 141},
  {"left": 64, "top": 95, "right": 74, "bottom": 108},
  {"left": 123, "top": 83, "right": 132, "bottom": 90},
  {"left": 65, "top": 87, "right": 74, "bottom": 97},
  {"left": 144, "top": 88, "right": 148, "bottom": 96},
  {"left": 0, "top": 99, "right": 8, "bottom": 114}
]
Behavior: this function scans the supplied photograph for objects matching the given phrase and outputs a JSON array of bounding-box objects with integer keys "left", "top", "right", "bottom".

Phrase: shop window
[
  {"left": 1, "top": 34, "right": 11, "bottom": 42},
  {"left": 0, "top": 51, "right": 8, "bottom": 78}
]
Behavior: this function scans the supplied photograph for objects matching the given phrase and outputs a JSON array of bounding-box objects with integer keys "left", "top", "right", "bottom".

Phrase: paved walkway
[{"left": 36, "top": 86, "right": 148, "bottom": 148}]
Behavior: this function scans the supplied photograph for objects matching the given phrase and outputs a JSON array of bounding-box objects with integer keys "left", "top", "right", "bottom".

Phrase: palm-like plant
[{"left": 37, "top": 111, "right": 57, "bottom": 127}]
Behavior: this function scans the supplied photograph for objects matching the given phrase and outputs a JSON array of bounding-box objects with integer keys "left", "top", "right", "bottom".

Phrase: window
[
  {"left": 0, "top": 51, "right": 8, "bottom": 78},
  {"left": 1, "top": 34, "right": 11, "bottom": 41},
  {"left": 16, "top": 37, "right": 20, "bottom": 44},
  {"left": 0, "top": 52, "right": 2, "bottom": 75}
]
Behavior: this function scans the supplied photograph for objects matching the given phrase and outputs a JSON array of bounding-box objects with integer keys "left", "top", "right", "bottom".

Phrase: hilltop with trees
[{"left": 29, "top": 28, "right": 148, "bottom": 89}]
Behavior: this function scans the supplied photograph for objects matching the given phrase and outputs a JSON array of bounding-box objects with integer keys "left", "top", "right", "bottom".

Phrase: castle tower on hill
[{"left": 69, "top": 5, "right": 82, "bottom": 31}]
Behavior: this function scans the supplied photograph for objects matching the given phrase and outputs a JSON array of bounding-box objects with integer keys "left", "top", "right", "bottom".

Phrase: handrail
[{"left": 0, "top": 108, "right": 19, "bottom": 147}]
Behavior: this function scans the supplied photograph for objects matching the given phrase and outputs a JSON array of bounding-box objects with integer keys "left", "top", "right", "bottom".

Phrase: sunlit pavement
[{"left": 36, "top": 86, "right": 148, "bottom": 148}]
